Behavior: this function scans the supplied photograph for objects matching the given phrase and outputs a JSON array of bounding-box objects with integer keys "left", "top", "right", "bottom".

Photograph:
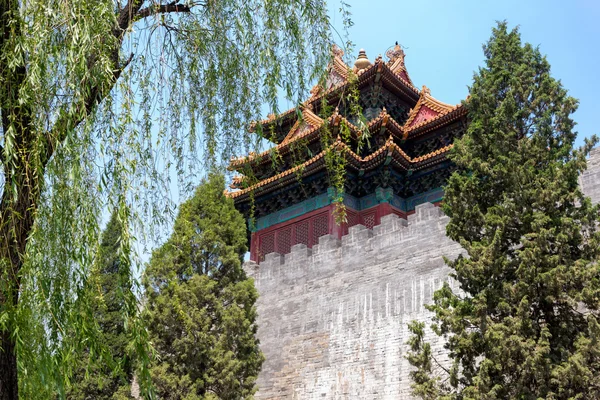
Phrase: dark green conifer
[
  {"left": 143, "top": 174, "right": 263, "bottom": 399},
  {"left": 408, "top": 22, "right": 600, "bottom": 399},
  {"left": 68, "top": 211, "right": 134, "bottom": 399}
]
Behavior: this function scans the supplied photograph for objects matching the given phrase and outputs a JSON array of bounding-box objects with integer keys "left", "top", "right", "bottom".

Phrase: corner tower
[
  {"left": 227, "top": 44, "right": 468, "bottom": 262},
  {"left": 225, "top": 46, "right": 600, "bottom": 399}
]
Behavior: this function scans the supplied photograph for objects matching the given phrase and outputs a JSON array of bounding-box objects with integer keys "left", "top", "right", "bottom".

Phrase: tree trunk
[
  {"left": 0, "top": 157, "right": 39, "bottom": 400},
  {"left": 1, "top": 0, "right": 30, "bottom": 391},
  {"left": 0, "top": 330, "right": 18, "bottom": 400},
  {"left": 0, "top": 1, "right": 189, "bottom": 398}
]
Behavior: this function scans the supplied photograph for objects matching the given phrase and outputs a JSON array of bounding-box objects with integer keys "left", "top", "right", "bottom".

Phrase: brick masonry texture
[
  {"left": 581, "top": 147, "right": 600, "bottom": 206},
  {"left": 244, "top": 148, "right": 600, "bottom": 400}
]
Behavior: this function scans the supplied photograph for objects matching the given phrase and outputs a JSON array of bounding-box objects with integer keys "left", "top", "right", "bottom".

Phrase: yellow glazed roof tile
[
  {"left": 403, "top": 85, "right": 456, "bottom": 132},
  {"left": 253, "top": 50, "right": 421, "bottom": 132},
  {"left": 229, "top": 106, "right": 411, "bottom": 171},
  {"left": 226, "top": 140, "right": 453, "bottom": 199},
  {"left": 405, "top": 103, "right": 467, "bottom": 138}
]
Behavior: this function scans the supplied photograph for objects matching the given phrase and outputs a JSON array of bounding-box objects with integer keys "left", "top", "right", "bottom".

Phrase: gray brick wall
[
  {"left": 581, "top": 147, "right": 600, "bottom": 206},
  {"left": 246, "top": 148, "right": 600, "bottom": 400}
]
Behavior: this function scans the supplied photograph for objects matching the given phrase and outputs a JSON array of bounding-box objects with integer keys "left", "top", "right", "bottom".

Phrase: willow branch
[
  {"left": 45, "top": 0, "right": 193, "bottom": 167},
  {"left": 44, "top": 53, "right": 134, "bottom": 168}
]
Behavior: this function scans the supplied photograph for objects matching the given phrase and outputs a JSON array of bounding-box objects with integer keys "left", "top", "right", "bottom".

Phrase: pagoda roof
[
  {"left": 404, "top": 101, "right": 467, "bottom": 139},
  {"left": 228, "top": 107, "right": 406, "bottom": 172},
  {"left": 280, "top": 105, "right": 326, "bottom": 144},
  {"left": 255, "top": 46, "right": 421, "bottom": 143},
  {"left": 246, "top": 48, "right": 466, "bottom": 154},
  {"left": 227, "top": 44, "right": 468, "bottom": 203},
  {"left": 404, "top": 85, "right": 454, "bottom": 127},
  {"left": 227, "top": 137, "right": 452, "bottom": 200},
  {"left": 229, "top": 96, "right": 465, "bottom": 174},
  {"left": 401, "top": 86, "right": 466, "bottom": 138}
]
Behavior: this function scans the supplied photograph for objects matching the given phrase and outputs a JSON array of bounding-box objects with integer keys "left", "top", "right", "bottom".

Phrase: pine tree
[
  {"left": 408, "top": 22, "right": 600, "bottom": 399},
  {"left": 143, "top": 174, "right": 263, "bottom": 399},
  {"left": 68, "top": 211, "right": 134, "bottom": 399}
]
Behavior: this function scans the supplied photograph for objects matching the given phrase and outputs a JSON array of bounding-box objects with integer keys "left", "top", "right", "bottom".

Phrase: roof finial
[{"left": 354, "top": 49, "right": 372, "bottom": 70}]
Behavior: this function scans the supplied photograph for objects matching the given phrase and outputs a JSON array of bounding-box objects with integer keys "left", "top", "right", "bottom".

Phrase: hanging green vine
[{"left": 320, "top": 67, "right": 369, "bottom": 224}]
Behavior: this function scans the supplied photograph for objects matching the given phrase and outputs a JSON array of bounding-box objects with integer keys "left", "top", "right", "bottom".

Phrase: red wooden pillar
[
  {"left": 250, "top": 231, "right": 258, "bottom": 262},
  {"left": 375, "top": 186, "right": 394, "bottom": 225},
  {"left": 328, "top": 204, "right": 346, "bottom": 240},
  {"left": 377, "top": 202, "right": 393, "bottom": 222}
]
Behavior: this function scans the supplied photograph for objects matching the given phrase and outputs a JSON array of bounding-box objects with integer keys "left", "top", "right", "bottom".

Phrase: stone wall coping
[{"left": 244, "top": 202, "right": 450, "bottom": 279}]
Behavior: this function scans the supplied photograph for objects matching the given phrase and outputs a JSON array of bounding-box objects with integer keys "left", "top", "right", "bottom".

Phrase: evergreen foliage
[
  {"left": 0, "top": 0, "right": 332, "bottom": 397},
  {"left": 143, "top": 174, "right": 262, "bottom": 399},
  {"left": 408, "top": 22, "right": 600, "bottom": 399},
  {"left": 67, "top": 211, "right": 134, "bottom": 399}
]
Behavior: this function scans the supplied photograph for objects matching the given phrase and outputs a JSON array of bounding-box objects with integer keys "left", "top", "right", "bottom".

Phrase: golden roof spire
[{"left": 354, "top": 49, "right": 372, "bottom": 70}]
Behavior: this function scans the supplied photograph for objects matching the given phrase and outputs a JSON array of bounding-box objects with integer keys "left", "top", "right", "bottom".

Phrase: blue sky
[{"left": 323, "top": 0, "right": 600, "bottom": 147}]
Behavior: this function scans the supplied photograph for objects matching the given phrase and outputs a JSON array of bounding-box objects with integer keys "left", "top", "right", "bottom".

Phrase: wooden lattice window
[
  {"left": 276, "top": 227, "right": 292, "bottom": 255},
  {"left": 363, "top": 212, "right": 376, "bottom": 229},
  {"left": 347, "top": 211, "right": 360, "bottom": 228},
  {"left": 312, "top": 213, "right": 329, "bottom": 245},
  {"left": 295, "top": 220, "right": 310, "bottom": 246},
  {"left": 260, "top": 231, "right": 275, "bottom": 261}
]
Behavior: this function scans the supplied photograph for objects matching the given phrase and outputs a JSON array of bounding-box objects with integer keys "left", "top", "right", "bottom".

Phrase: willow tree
[{"left": 0, "top": 0, "right": 333, "bottom": 398}]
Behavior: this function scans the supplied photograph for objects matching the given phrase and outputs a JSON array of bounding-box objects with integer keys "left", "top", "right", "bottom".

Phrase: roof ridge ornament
[
  {"left": 331, "top": 43, "right": 345, "bottom": 58},
  {"left": 331, "top": 107, "right": 342, "bottom": 126},
  {"left": 300, "top": 103, "right": 323, "bottom": 127},
  {"left": 386, "top": 42, "right": 406, "bottom": 63},
  {"left": 386, "top": 42, "right": 414, "bottom": 85},
  {"left": 381, "top": 107, "right": 390, "bottom": 125},
  {"left": 321, "top": 43, "right": 349, "bottom": 89}
]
